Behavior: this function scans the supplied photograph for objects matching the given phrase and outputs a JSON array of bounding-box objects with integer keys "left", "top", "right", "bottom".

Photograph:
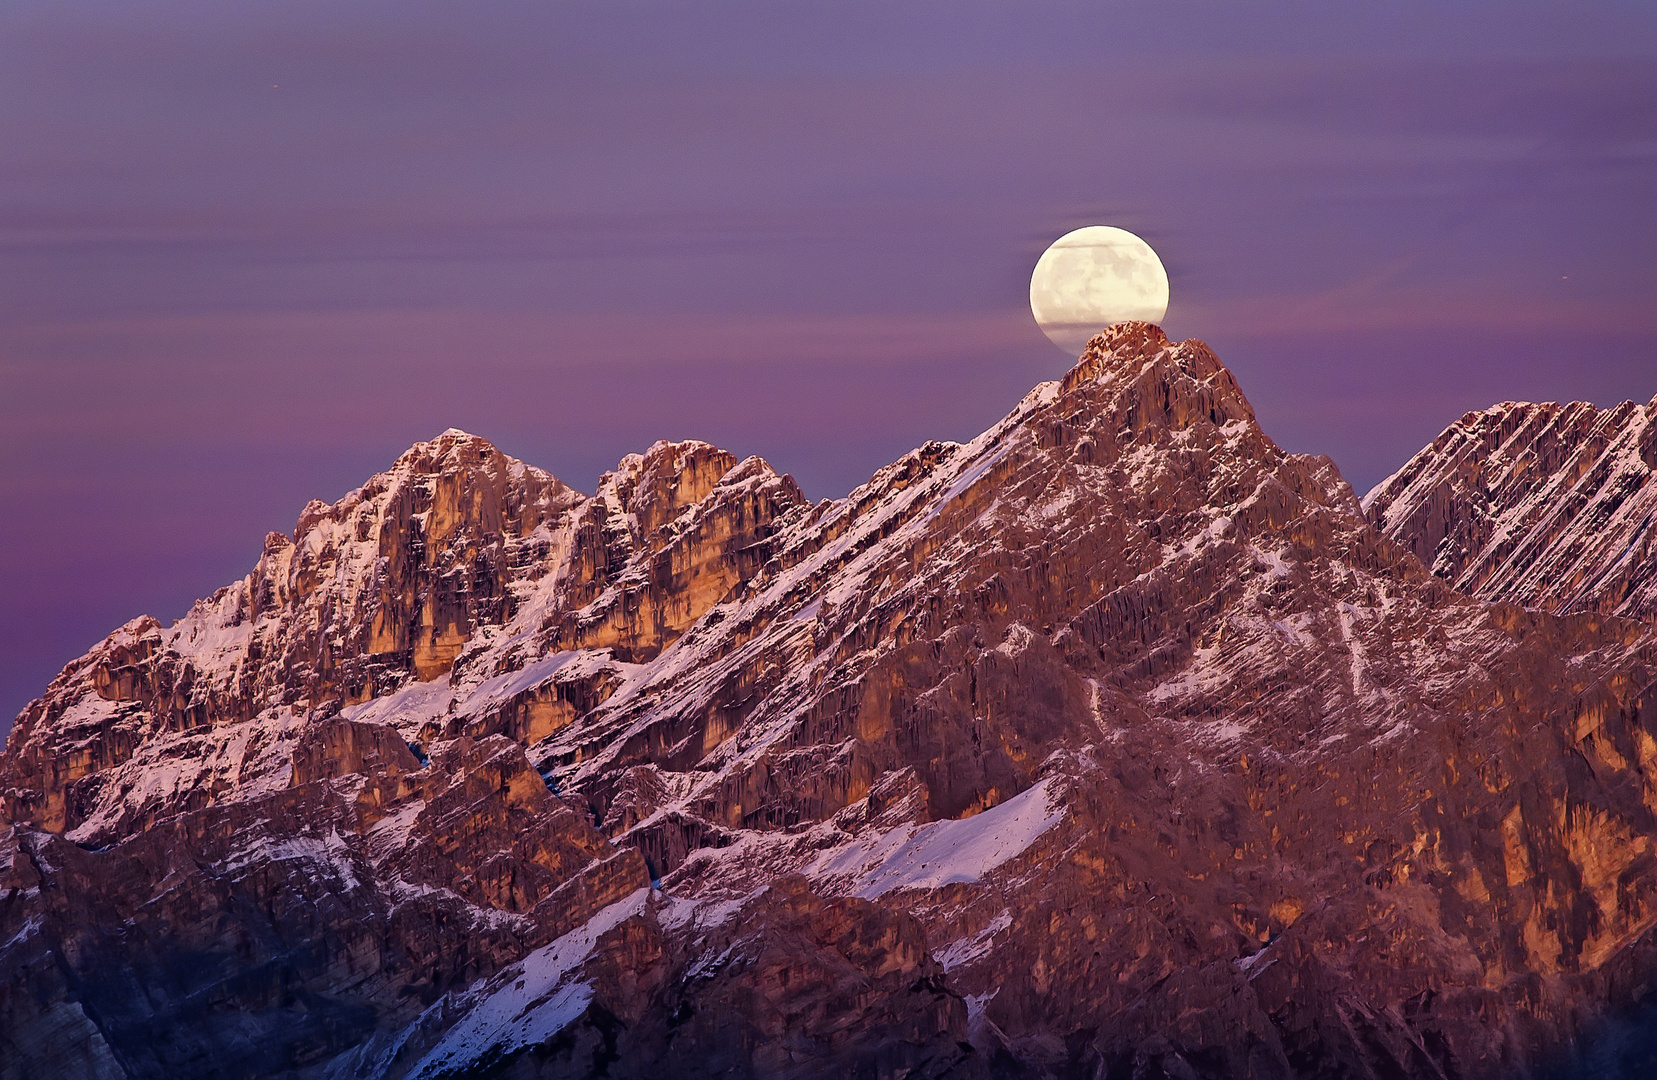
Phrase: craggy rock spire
[{"left": 4, "top": 325, "right": 1657, "bottom": 1079}]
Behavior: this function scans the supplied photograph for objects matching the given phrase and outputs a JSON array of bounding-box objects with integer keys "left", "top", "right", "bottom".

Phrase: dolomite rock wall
[{"left": 4, "top": 326, "right": 1657, "bottom": 1079}]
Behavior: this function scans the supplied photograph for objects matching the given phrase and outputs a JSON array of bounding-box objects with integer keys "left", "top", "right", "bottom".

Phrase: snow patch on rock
[
  {"left": 407, "top": 888, "right": 652, "bottom": 1078},
  {"left": 807, "top": 779, "right": 1062, "bottom": 898}
]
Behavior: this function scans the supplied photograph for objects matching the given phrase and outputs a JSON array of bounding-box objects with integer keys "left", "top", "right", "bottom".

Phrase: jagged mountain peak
[
  {"left": 380, "top": 426, "right": 542, "bottom": 484},
  {"left": 595, "top": 438, "right": 791, "bottom": 539},
  {"left": 6, "top": 327, "right": 1657, "bottom": 1079}
]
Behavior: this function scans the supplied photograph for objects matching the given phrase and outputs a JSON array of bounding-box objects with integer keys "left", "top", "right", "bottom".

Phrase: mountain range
[{"left": 4, "top": 323, "right": 1657, "bottom": 1080}]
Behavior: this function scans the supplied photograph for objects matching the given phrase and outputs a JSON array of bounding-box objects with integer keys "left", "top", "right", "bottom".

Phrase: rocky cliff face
[
  {"left": 6, "top": 325, "right": 1657, "bottom": 1080},
  {"left": 1366, "top": 398, "right": 1657, "bottom": 624}
]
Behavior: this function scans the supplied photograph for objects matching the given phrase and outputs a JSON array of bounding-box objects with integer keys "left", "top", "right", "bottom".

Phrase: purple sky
[{"left": 4, "top": 1, "right": 1656, "bottom": 728}]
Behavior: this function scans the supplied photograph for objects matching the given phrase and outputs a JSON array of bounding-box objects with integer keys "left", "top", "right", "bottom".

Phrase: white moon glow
[{"left": 1029, "top": 226, "right": 1169, "bottom": 354}]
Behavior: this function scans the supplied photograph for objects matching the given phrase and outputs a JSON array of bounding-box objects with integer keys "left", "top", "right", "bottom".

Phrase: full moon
[{"left": 1029, "top": 226, "right": 1169, "bottom": 354}]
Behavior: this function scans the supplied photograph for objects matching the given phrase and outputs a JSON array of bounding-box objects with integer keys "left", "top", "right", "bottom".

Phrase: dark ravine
[{"left": 3, "top": 323, "right": 1657, "bottom": 1079}]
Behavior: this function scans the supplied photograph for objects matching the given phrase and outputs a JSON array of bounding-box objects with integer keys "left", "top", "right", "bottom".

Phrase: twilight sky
[{"left": 4, "top": 1, "right": 1656, "bottom": 726}]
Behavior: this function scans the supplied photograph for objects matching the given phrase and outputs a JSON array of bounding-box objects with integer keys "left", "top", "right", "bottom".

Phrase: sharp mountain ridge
[
  {"left": 4, "top": 323, "right": 1657, "bottom": 1080},
  {"left": 1366, "top": 396, "right": 1657, "bottom": 625}
]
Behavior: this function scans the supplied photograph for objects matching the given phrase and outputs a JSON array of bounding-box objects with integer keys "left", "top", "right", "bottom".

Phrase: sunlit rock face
[
  {"left": 5, "top": 324, "right": 1657, "bottom": 1078},
  {"left": 1366, "top": 397, "right": 1657, "bottom": 625}
]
